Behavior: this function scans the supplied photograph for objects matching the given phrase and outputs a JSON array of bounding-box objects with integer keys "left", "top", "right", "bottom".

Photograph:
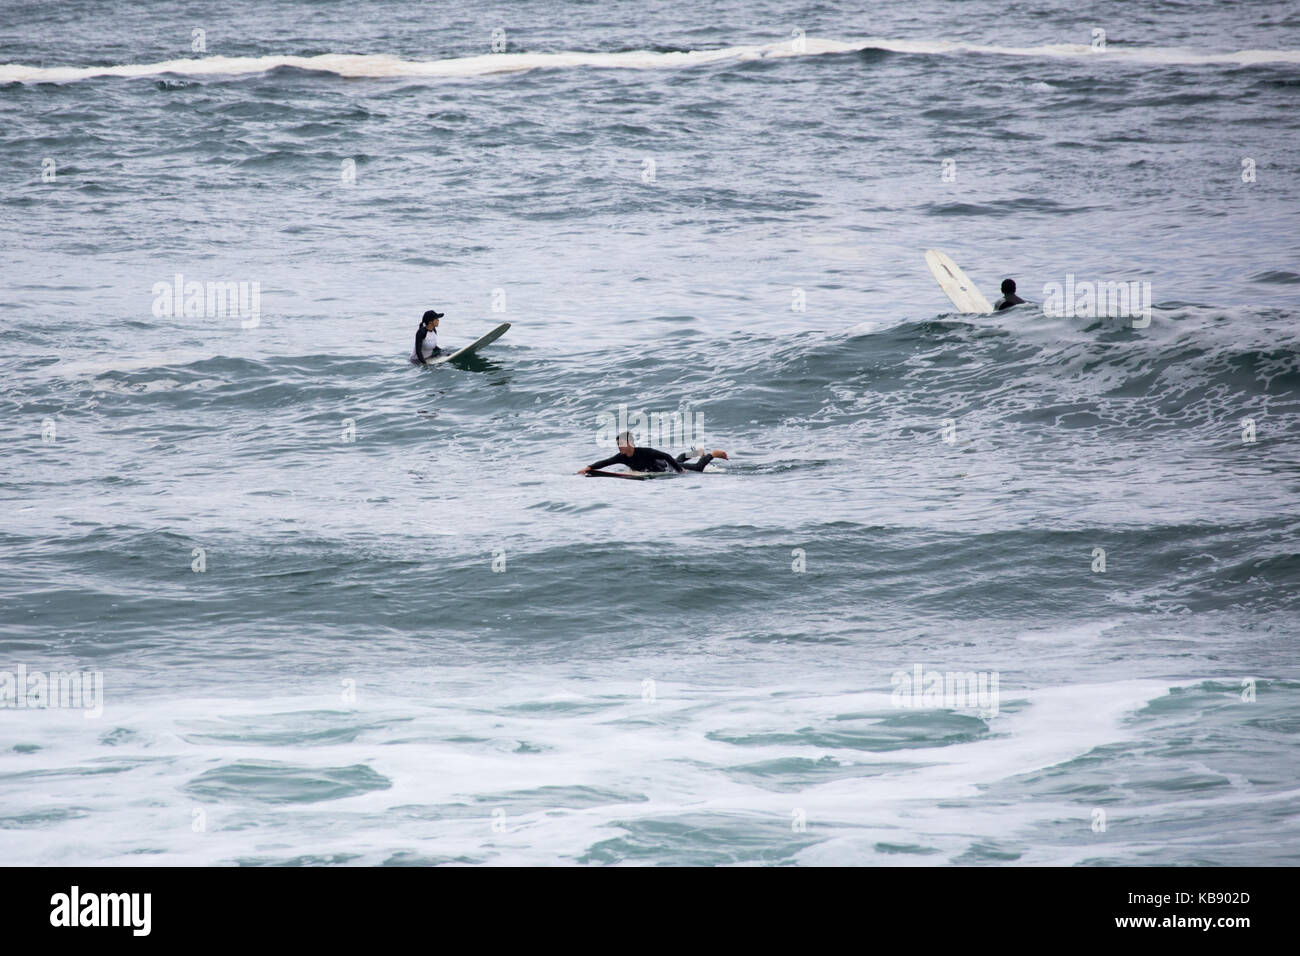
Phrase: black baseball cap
[{"left": 423, "top": 310, "right": 444, "bottom": 321}]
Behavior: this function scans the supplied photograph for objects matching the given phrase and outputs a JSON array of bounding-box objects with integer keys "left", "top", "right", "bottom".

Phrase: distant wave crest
[{"left": 3, "top": 36, "right": 1299, "bottom": 84}]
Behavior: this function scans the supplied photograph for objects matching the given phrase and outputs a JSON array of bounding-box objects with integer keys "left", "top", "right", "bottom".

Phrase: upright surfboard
[
  {"left": 423, "top": 322, "right": 511, "bottom": 365},
  {"left": 925, "top": 249, "right": 993, "bottom": 314}
]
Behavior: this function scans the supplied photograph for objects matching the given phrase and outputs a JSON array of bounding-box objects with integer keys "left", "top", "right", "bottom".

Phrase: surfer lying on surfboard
[
  {"left": 411, "top": 310, "right": 444, "bottom": 364},
  {"left": 577, "top": 432, "right": 729, "bottom": 475}
]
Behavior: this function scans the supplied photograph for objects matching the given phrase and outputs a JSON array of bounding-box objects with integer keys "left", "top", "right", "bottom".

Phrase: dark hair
[
  {"left": 1000, "top": 279, "right": 1017, "bottom": 295},
  {"left": 617, "top": 431, "right": 635, "bottom": 445}
]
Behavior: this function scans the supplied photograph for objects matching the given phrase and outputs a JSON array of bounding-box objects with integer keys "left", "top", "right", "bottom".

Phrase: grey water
[{"left": 1, "top": 0, "right": 1298, "bottom": 865}]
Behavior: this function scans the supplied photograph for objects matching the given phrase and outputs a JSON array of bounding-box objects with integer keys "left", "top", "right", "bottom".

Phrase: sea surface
[{"left": 2, "top": 0, "right": 1299, "bottom": 866}]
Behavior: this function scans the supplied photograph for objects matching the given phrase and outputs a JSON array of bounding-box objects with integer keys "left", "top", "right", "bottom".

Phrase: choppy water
[{"left": 2, "top": 0, "right": 1299, "bottom": 866}]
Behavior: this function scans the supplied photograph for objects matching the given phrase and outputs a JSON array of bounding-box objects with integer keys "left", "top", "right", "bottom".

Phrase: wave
[{"left": 3, "top": 36, "right": 1299, "bottom": 85}]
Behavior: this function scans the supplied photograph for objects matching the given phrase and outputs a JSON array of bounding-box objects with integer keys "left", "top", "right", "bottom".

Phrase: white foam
[
  {"left": 0, "top": 676, "right": 1184, "bottom": 865},
  {"left": 42, "top": 350, "right": 219, "bottom": 378},
  {"left": 3, "top": 37, "right": 1297, "bottom": 85}
]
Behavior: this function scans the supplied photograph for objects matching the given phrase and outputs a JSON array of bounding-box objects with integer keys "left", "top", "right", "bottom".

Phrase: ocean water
[{"left": 2, "top": 0, "right": 1299, "bottom": 866}]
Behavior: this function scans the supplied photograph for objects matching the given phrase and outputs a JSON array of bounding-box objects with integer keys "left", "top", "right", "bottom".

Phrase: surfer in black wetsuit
[
  {"left": 578, "top": 432, "right": 729, "bottom": 474},
  {"left": 411, "top": 310, "right": 444, "bottom": 365},
  {"left": 994, "top": 279, "right": 1027, "bottom": 311}
]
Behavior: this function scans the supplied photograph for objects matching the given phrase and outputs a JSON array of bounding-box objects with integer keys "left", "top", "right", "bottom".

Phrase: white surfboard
[
  {"left": 427, "top": 322, "right": 511, "bottom": 365},
  {"left": 925, "top": 249, "right": 993, "bottom": 314}
]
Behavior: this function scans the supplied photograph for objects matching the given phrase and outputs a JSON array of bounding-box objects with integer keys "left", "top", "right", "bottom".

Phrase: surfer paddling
[
  {"left": 578, "top": 432, "right": 729, "bottom": 475},
  {"left": 994, "top": 279, "right": 1027, "bottom": 311},
  {"left": 411, "top": 310, "right": 444, "bottom": 364}
]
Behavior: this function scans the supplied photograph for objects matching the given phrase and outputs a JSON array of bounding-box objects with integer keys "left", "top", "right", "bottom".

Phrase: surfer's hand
[{"left": 577, "top": 466, "right": 590, "bottom": 474}]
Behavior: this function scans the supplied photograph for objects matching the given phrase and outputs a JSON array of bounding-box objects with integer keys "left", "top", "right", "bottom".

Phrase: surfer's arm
[
  {"left": 586, "top": 454, "right": 623, "bottom": 471},
  {"left": 414, "top": 328, "right": 429, "bottom": 364}
]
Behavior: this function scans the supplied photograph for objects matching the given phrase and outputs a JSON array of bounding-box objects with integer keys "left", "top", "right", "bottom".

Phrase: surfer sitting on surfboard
[
  {"left": 994, "top": 279, "right": 1027, "bottom": 311},
  {"left": 578, "top": 432, "right": 729, "bottom": 475},
  {"left": 411, "top": 310, "right": 444, "bottom": 365}
]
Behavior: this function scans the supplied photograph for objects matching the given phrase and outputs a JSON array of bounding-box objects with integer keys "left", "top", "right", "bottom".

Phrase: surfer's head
[
  {"left": 617, "top": 431, "right": 636, "bottom": 456},
  {"left": 1000, "top": 279, "right": 1017, "bottom": 295},
  {"left": 422, "top": 309, "right": 443, "bottom": 328}
]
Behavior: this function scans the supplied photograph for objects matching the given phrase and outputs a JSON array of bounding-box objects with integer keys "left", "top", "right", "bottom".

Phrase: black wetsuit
[
  {"left": 588, "top": 447, "right": 716, "bottom": 473},
  {"left": 675, "top": 451, "right": 716, "bottom": 472},
  {"left": 413, "top": 324, "right": 441, "bottom": 364},
  {"left": 995, "top": 293, "right": 1026, "bottom": 311}
]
